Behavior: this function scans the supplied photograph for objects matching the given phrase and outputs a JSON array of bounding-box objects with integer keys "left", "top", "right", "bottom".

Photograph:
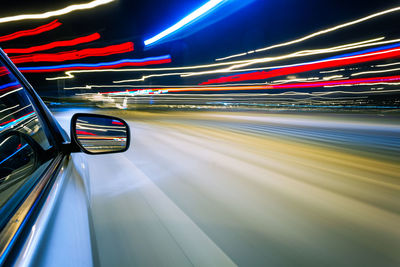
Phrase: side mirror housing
[{"left": 70, "top": 113, "right": 130, "bottom": 155}]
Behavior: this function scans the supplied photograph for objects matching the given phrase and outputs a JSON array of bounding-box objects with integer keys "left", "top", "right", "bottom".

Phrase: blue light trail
[{"left": 144, "top": 0, "right": 229, "bottom": 46}]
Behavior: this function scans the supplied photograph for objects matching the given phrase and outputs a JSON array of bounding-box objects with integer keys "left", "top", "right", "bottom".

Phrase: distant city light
[
  {"left": 144, "top": 0, "right": 229, "bottom": 46},
  {"left": 0, "top": 0, "right": 115, "bottom": 24}
]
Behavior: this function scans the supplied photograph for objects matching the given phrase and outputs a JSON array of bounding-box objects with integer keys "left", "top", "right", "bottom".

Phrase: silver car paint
[{"left": 14, "top": 153, "right": 95, "bottom": 267}]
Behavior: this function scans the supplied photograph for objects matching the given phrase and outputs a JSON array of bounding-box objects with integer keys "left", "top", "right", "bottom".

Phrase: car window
[{"left": 0, "top": 60, "right": 54, "bottom": 226}]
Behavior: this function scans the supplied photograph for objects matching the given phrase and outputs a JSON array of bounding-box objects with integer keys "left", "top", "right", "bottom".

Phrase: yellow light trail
[
  {"left": 215, "top": 6, "right": 400, "bottom": 61},
  {"left": 0, "top": 0, "right": 115, "bottom": 24}
]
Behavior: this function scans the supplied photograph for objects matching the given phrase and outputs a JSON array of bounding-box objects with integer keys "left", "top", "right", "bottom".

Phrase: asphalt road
[{"left": 55, "top": 109, "right": 400, "bottom": 267}]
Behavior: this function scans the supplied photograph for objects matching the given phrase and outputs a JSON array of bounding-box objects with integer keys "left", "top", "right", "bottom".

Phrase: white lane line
[{"left": 118, "top": 154, "right": 237, "bottom": 267}]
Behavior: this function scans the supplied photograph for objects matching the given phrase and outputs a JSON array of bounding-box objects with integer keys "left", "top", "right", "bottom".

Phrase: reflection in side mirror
[{"left": 71, "top": 113, "right": 130, "bottom": 154}]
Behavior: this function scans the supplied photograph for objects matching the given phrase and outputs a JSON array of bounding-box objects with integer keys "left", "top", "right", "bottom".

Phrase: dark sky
[{"left": 0, "top": 0, "right": 399, "bottom": 93}]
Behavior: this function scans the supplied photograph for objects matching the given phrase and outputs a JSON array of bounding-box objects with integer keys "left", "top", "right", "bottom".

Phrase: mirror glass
[{"left": 74, "top": 115, "right": 128, "bottom": 154}]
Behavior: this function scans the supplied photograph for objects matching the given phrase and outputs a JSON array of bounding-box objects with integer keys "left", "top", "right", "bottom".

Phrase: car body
[{"left": 0, "top": 48, "right": 130, "bottom": 267}]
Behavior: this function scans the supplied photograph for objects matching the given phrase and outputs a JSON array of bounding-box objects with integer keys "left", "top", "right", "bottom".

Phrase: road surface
[{"left": 55, "top": 109, "right": 400, "bottom": 267}]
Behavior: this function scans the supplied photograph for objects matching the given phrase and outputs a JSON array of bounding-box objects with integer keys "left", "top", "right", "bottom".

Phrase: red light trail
[
  {"left": 0, "top": 67, "right": 10, "bottom": 77},
  {"left": 181, "top": 75, "right": 400, "bottom": 92},
  {"left": 201, "top": 48, "right": 400, "bottom": 85},
  {"left": 19, "top": 57, "right": 172, "bottom": 73},
  {"left": 76, "top": 130, "right": 97, "bottom": 136},
  {"left": 10, "top": 42, "right": 134, "bottom": 64},
  {"left": 104, "top": 75, "right": 400, "bottom": 94},
  {"left": 0, "top": 20, "right": 61, "bottom": 42},
  {"left": 4, "top": 33, "right": 101, "bottom": 54}
]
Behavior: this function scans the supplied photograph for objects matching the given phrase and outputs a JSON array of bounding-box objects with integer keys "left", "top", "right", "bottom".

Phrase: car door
[{"left": 0, "top": 49, "right": 97, "bottom": 267}]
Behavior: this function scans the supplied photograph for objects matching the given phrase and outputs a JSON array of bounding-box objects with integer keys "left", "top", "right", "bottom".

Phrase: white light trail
[
  {"left": 113, "top": 37, "right": 392, "bottom": 83},
  {"left": 180, "top": 37, "right": 394, "bottom": 77},
  {"left": 320, "top": 69, "right": 346, "bottom": 74},
  {"left": 0, "top": 0, "right": 115, "bottom": 24},
  {"left": 351, "top": 68, "right": 400, "bottom": 76},
  {"left": 374, "top": 62, "right": 400, "bottom": 68},
  {"left": 215, "top": 6, "right": 400, "bottom": 61},
  {"left": 46, "top": 37, "right": 399, "bottom": 83}
]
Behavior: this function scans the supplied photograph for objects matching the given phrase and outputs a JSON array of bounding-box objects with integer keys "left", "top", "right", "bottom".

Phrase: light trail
[
  {"left": 324, "top": 82, "right": 400, "bottom": 87},
  {"left": 0, "top": 20, "right": 61, "bottom": 42},
  {"left": 21, "top": 55, "right": 172, "bottom": 73},
  {"left": 209, "top": 38, "right": 398, "bottom": 74},
  {"left": 93, "top": 75, "right": 400, "bottom": 95},
  {"left": 3, "top": 33, "right": 101, "bottom": 54},
  {"left": 351, "top": 67, "right": 400, "bottom": 77},
  {"left": 0, "top": 112, "right": 34, "bottom": 131},
  {"left": 0, "top": 104, "right": 32, "bottom": 122},
  {"left": 200, "top": 47, "right": 400, "bottom": 85},
  {"left": 320, "top": 69, "right": 346, "bottom": 74},
  {"left": 0, "top": 88, "right": 23, "bottom": 99},
  {"left": 63, "top": 83, "right": 275, "bottom": 90},
  {"left": 215, "top": 5, "right": 400, "bottom": 61},
  {"left": 144, "top": 0, "right": 229, "bottom": 46},
  {"left": 374, "top": 62, "right": 400, "bottom": 68},
  {"left": 0, "top": 0, "right": 115, "bottom": 24},
  {"left": 10, "top": 42, "right": 134, "bottom": 64},
  {"left": 0, "top": 104, "right": 19, "bottom": 114},
  {"left": 44, "top": 37, "right": 392, "bottom": 81},
  {"left": 115, "top": 37, "right": 396, "bottom": 83}
]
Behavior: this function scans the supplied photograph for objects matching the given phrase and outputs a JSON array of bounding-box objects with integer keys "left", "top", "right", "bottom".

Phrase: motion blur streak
[
  {"left": 0, "top": 82, "right": 20, "bottom": 91},
  {"left": 215, "top": 5, "right": 400, "bottom": 61},
  {"left": 10, "top": 42, "right": 134, "bottom": 64},
  {"left": 375, "top": 62, "right": 400, "bottom": 67},
  {"left": 144, "top": 0, "right": 229, "bottom": 46},
  {"left": 93, "top": 75, "right": 400, "bottom": 95},
  {"left": 181, "top": 76, "right": 400, "bottom": 92},
  {"left": 0, "top": 67, "right": 10, "bottom": 77},
  {"left": 0, "top": 20, "right": 61, "bottom": 42},
  {"left": 3, "top": 33, "right": 101, "bottom": 54},
  {"left": 113, "top": 38, "right": 399, "bottom": 83},
  {"left": 192, "top": 39, "right": 400, "bottom": 78},
  {"left": 20, "top": 55, "right": 171, "bottom": 73},
  {"left": 351, "top": 67, "right": 400, "bottom": 76},
  {"left": 54, "top": 110, "right": 400, "bottom": 266},
  {"left": 201, "top": 47, "right": 400, "bottom": 84},
  {"left": 43, "top": 37, "right": 394, "bottom": 81},
  {"left": 0, "top": 112, "right": 34, "bottom": 130},
  {"left": 0, "top": 0, "right": 115, "bottom": 24}
]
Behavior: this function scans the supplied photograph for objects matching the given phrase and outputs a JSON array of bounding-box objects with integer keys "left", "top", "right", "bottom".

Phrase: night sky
[{"left": 0, "top": 0, "right": 399, "bottom": 94}]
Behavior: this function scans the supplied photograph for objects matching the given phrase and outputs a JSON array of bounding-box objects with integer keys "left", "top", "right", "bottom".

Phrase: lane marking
[{"left": 117, "top": 154, "right": 237, "bottom": 267}]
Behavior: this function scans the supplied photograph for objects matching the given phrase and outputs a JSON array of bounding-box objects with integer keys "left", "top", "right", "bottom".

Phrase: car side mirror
[{"left": 70, "top": 113, "right": 130, "bottom": 154}]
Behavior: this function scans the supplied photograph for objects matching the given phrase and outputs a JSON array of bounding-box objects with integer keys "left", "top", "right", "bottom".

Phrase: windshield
[{"left": 1, "top": 1, "right": 399, "bottom": 266}]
